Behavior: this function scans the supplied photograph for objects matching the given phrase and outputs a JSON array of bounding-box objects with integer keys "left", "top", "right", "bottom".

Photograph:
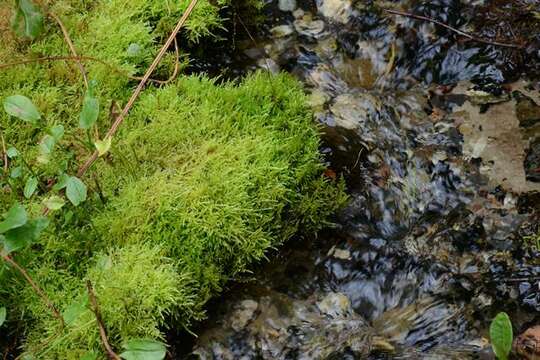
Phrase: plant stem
[
  {"left": 86, "top": 281, "right": 121, "bottom": 360},
  {"left": 0, "top": 252, "right": 64, "bottom": 329}
]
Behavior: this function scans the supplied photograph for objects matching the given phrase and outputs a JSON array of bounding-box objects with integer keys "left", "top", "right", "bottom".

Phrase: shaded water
[{"left": 184, "top": 0, "right": 540, "bottom": 358}]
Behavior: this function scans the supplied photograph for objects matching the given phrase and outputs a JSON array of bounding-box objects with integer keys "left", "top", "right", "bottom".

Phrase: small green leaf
[
  {"left": 66, "top": 176, "right": 87, "bottom": 206},
  {"left": 11, "top": 0, "right": 43, "bottom": 39},
  {"left": 63, "top": 296, "right": 88, "bottom": 326},
  {"left": 50, "top": 124, "right": 64, "bottom": 141},
  {"left": 37, "top": 134, "right": 56, "bottom": 164},
  {"left": 0, "top": 307, "right": 6, "bottom": 327},
  {"left": 1, "top": 217, "right": 48, "bottom": 253},
  {"left": 6, "top": 147, "right": 18, "bottom": 158},
  {"left": 43, "top": 195, "right": 65, "bottom": 211},
  {"left": 120, "top": 339, "right": 167, "bottom": 360},
  {"left": 79, "top": 84, "right": 99, "bottom": 129},
  {"left": 80, "top": 353, "right": 98, "bottom": 360},
  {"left": 0, "top": 203, "right": 27, "bottom": 234},
  {"left": 3, "top": 95, "right": 40, "bottom": 123},
  {"left": 95, "top": 137, "right": 112, "bottom": 156},
  {"left": 490, "top": 312, "right": 513, "bottom": 360},
  {"left": 52, "top": 173, "right": 69, "bottom": 191},
  {"left": 24, "top": 177, "right": 38, "bottom": 198},
  {"left": 10, "top": 166, "right": 22, "bottom": 179}
]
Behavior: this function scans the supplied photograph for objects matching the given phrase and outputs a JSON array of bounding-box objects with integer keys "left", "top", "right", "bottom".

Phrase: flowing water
[{"left": 179, "top": 0, "right": 540, "bottom": 358}]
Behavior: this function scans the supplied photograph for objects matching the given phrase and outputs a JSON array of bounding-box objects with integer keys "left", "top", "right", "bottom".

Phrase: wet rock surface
[{"left": 184, "top": 0, "right": 540, "bottom": 359}]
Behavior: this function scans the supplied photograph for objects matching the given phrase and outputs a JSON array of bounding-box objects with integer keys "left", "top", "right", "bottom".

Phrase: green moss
[{"left": 0, "top": 0, "right": 346, "bottom": 357}]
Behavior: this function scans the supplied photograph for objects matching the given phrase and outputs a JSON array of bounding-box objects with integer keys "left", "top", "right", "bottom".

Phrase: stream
[{"left": 178, "top": 0, "right": 540, "bottom": 358}]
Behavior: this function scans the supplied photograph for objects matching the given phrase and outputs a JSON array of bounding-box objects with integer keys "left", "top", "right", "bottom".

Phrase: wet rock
[
  {"left": 317, "top": 292, "right": 351, "bottom": 317},
  {"left": 292, "top": 8, "right": 304, "bottom": 19},
  {"left": 453, "top": 82, "right": 540, "bottom": 193},
  {"left": 278, "top": 0, "right": 296, "bottom": 12},
  {"left": 270, "top": 25, "right": 294, "bottom": 38},
  {"left": 514, "top": 325, "right": 540, "bottom": 360},
  {"left": 516, "top": 91, "right": 540, "bottom": 128},
  {"left": 329, "top": 93, "right": 382, "bottom": 131},
  {"left": 229, "top": 299, "right": 258, "bottom": 331},
  {"left": 256, "top": 58, "right": 280, "bottom": 74},
  {"left": 316, "top": 0, "right": 352, "bottom": 24},
  {"left": 294, "top": 17, "right": 326, "bottom": 39}
]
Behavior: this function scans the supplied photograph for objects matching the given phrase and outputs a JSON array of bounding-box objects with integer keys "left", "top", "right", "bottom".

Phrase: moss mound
[{"left": 0, "top": 0, "right": 346, "bottom": 357}]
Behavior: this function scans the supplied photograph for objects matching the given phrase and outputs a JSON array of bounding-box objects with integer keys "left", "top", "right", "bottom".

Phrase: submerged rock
[
  {"left": 278, "top": 0, "right": 296, "bottom": 12},
  {"left": 316, "top": 0, "right": 352, "bottom": 24}
]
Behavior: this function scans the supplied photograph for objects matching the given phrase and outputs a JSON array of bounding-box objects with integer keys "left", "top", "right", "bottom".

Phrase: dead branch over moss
[
  {"left": 77, "top": 0, "right": 199, "bottom": 178},
  {"left": 86, "top": 280, "right": 121, "bottom": 360}
]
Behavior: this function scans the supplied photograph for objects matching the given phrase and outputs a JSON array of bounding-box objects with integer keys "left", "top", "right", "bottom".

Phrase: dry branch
[
  {"left": 1, "top": 253, "right": 64, "bottom": 329},
  {"left": 86, "top": 280, "right": 121, "bottom": 360}
]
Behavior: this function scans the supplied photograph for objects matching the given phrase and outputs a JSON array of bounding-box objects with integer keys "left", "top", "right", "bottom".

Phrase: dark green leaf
[
  {"left": 3, "top": 95, "right": 40, "bottom": 123},
  {"left": 24, "top": 177, "right": 38, "bottom": 198},
  {"left": 12, "top": 0, "right": 43, "bottom": 39},
  {"left": 0, "top": 307, "right": 6, "bottom": 327},
  {"left": 66, "top": 176, "right": 87, "bottom": 206},
  {"left": 120, "top": 339, "right": 167, "bottom": 360},
  {"left": 0, "top": 203, "right": 27, "bottom": 234},
  {"left": 52, "top": 173, "right": 69, "bottom": 191},
  {"left": 79, "top": 89, "right": 99, "bottom": 129},
  {"left": 1, "top": 217, "right": 48, "bottom": 254},
  {"left": 490, "top": 312, "right": 513, "bottom": 360}
]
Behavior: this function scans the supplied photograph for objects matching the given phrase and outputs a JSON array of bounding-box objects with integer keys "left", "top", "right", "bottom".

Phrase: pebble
[
  {"left": 270, "top": 24, "right": 294, "bottom": 38},
  {"left": 316, "top": 0, "right": 353, "bottom": 24},
  {"left": 278, "top": 0, "right": 296, "bottom": 12},
  {"left": 317, "top": 292, "right": 352, "bottom": 317},
  {"left": 230, "top": 299, "right": 258, "bottom": 331}
]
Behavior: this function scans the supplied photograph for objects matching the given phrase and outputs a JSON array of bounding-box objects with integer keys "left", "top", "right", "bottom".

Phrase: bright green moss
[{"left": 0, "top": 0, "right": 346, "bottom": 357}]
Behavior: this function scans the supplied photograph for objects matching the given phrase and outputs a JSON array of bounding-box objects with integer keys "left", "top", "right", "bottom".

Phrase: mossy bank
[{"left": 0, "top": 0, "right": 346, "bottom": 357}]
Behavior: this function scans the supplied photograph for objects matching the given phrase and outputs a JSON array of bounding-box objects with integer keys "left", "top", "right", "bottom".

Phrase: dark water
[{"left": 179, "top": 0, "right": 540, "bottom": 358}]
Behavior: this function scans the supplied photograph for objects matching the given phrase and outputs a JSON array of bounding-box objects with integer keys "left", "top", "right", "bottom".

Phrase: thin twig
[
  {"left": 0, "top": 56, "right": 179, "bottom": 85},
  {"left": 48, "top": 12, "right": 89, "bottom": 88},
  {"left": 1, "top": 253, "right": 64, "bottom": 329},
  {"left": 0, "top": 131, "right": 8, "bottom": 176},
  {"left": 502, "top": 276, "right": 540, "bottom": 283},
  {"left": 86, "top": 281, "right": 121, "bottom": 360},
  {"left": 383, "top": 8, "right": 524, "bottom": 49},
  {"left": 77, "top": 0, "right": 199, "bottom": 178},
  {"left": 235, "top": 11, "right": 274, "bottom": 73}
]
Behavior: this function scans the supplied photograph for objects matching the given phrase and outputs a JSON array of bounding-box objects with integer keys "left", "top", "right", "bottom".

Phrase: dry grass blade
[{"left": 0, "top": 131, "right": 8, "bottom": 176}]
